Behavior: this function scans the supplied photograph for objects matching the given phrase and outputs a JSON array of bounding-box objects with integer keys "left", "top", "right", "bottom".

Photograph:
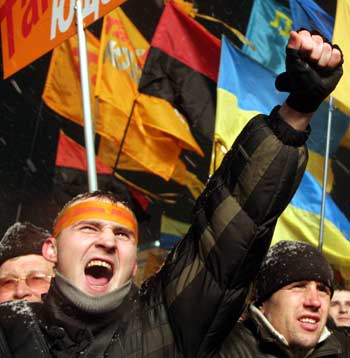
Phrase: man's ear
[
  {"left": 42, "top": 237, "right": 58, "bottom": 264},
  {"left": 132, "top": 262, "right": 138, "bottom": 278},
  {"left": 259, "top": 302, "right": 265, "bottom": 314}
]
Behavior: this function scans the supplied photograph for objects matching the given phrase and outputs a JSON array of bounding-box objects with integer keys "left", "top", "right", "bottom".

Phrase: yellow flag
[
  {"left": 306, "top": 150, "right": 334, "bottom": 193},
  {"left": 98, "top": 137, "right": 147, "bottom": 172},
  {"left": 42, "top": 31, "right": 99, "bottom": 126},
  {"left": 135, "top": 248, "right": 168, "bottom": 285},
  {"left": 339, "top": 127, "right": 349, "bottom": 148},
  {"left": 274, "top": 208, "right": 350, "bottom": 280},
  {"left": 98, "top": 136, "right": 204, "bottom": 199},
  {"left": 332, "top": 0, "right": 350, "bottom": 115}
]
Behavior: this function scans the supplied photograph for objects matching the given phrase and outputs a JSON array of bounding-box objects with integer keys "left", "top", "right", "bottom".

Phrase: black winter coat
[
  {"left": 0, "top": 108, "right": 308, "bottom": 358},
  {"left": 216, "top": 309, "right": 350, "bottom": 358}
]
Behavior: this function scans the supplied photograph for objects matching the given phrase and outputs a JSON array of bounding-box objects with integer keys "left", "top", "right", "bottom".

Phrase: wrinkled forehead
[{"left": 53, "top": 198, "right": 138, "bottom": 238}]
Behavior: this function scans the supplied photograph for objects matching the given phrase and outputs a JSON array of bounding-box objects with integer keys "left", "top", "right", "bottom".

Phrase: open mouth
[
  {"left": 298, "top": 316, "right": 320, "bottom": 331},
  {"left": 85, "top": 259, "right": 114, "bottom": 288},
  {"left": 299, "top": 317, "right": 317, "bottom": 324}
]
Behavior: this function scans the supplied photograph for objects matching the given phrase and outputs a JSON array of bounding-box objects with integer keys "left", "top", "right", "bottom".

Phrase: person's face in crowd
[
  {"left": 260, "top": 280, "right": 331, "bottom": 349},
  {"left": 329, "top": 290, "right": 350, "bottom": 327},
  {"left": 43, "top": 198, "right": 138, "bottom": 297},
  {"left": 0, "top": 254, "right": 53, "bottom": 303}
]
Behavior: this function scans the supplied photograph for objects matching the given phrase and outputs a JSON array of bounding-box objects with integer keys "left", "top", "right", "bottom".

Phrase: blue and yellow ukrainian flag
[
  {"left": 273, "top": 173, "right": 350, "bottom": 279},
  {"left": 160, "top": 215, "right": 190, "bottom": 250},
  {"left": 216, "top": 36, "right": 350, "bottom": 277},
  {"left": 215, "top": 36, "right": 287, "bottom": 152}
]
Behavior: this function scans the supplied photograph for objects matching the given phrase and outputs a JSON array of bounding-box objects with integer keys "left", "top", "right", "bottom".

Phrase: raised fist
[{"left": 275, "top": 30, "right": 343, "bottom": 113}]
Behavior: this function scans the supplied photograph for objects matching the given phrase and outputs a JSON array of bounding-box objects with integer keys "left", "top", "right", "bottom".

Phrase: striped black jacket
[{"left": 0, "top": 108, "right": 308, "bottom": 358}]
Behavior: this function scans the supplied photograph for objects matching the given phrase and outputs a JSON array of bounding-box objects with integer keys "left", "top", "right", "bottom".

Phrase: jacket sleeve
[{"left": 159, "top": 107, "right": 309, "bottom": 357}]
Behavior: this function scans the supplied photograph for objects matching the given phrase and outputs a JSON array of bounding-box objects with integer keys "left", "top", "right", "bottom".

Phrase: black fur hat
[{"left": 0, "top": 222, "right": 51, "bottom": 266}]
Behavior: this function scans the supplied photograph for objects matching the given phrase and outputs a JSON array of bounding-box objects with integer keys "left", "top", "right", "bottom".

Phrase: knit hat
[
  {"left": 255, "top": 240, "right": 334, "bottom": 305},
  {"left": 0, "top": 222, "right": 51, "bottom": 266}
]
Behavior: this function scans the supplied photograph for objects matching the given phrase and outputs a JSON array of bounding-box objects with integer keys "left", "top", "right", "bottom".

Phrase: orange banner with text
[{"left": 0, "top": 0, "right": 125, "bottom": 78}]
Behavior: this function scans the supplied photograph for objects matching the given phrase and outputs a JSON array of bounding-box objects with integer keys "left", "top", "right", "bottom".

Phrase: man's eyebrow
[
  {"left": 73, "top": 220, "right": 102, "bottom": 227},
  {"left": 0, "top": 269, "right": 50, "bottom": 278},
  {"left": 113, "top": 224, "right": 136, "bottom": 235},
  {"left": 26, "top": 270, "right": 51, "bottom": 275},
  {"left": 73, "top": 220, "right": 135, "bottom": 234},
  {"left": 0, "top": 272, "right": 18, "bottom": 278}
]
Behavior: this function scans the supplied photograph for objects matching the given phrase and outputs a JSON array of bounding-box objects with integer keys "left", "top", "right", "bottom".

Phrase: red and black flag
[{"left": 138, "top": 1, "right": 221, "bottom": 181}]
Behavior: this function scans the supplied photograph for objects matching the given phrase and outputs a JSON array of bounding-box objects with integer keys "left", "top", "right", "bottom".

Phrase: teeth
[
  {"left": 87, "top": 260, "right": 112, "bottom": 271},
  {"left": 300, "top": 318, "right": 316, "bottom": 324}
]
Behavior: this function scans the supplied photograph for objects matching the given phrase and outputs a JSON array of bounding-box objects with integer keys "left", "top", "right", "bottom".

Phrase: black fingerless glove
[{"left": 275, "top": 42, "right": 343, "bottom": 113}]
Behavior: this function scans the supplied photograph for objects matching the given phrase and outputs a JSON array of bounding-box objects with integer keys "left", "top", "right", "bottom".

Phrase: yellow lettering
[{"left": 270, "top": 10, "right": 292, "bottom": 37}]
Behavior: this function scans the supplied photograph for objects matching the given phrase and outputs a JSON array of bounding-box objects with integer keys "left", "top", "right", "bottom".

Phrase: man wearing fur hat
[
  {"left": 217, "top": 241, "right": 350, "bottom": 357},
  {"left": 0, "top": 222, "right": 54, "bottom": 303}
]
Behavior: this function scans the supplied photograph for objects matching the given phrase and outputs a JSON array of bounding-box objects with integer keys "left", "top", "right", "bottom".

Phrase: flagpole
[
  {"left": 75, "top": 0, "right": 98, "bottom": 191},
  {"left": 318, "top": 97, "right": 334, "bottom": 251}
]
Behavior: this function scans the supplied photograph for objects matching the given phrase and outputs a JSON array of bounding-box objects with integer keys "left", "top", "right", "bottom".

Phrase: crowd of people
[{"left": 0, "top": 29, "right": 348, "bottom": 357}]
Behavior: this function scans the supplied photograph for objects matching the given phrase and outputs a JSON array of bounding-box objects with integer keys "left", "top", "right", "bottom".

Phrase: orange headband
[{"left": 53, "top": 201, "right": 138, "bottom": 241}]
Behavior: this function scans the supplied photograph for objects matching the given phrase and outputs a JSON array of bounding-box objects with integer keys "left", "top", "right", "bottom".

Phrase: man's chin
[
  {"left": 336, "top": 319, "right": 350, "bottom": 327},
  {"left": 290, "top": 336, "right": 320, "bottom": 351}
]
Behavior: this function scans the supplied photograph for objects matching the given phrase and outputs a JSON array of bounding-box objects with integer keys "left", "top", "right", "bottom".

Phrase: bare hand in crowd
[{"left": 287, "top": 29, "right": 342, "bottom": 69}]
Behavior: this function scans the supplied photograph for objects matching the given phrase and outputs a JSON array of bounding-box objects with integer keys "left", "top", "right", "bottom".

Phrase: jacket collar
[{"left": 249, "top": 304, "right": 334, "bottom": 357}]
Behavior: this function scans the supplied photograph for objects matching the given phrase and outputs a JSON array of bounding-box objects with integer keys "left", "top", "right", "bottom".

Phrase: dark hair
[
  {"left": 334, "top": 281, "right": 350, "bottom": 292},
  {"left": 53, "top": 190, "right": 135, "bottom": 229}
]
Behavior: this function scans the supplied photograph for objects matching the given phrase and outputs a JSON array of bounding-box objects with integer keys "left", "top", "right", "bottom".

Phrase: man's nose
[
  {"left": 96, "top": 229, "right": 117, "bottom": 251},
  {"left": 14, "top": 279, "right": 32, "bottom": 300},
  {"left": 339, "top": 303, "right": 349, "bottom": 313},
  {"left": 304, "top": 287, "right": 322, "bottom": 309}
]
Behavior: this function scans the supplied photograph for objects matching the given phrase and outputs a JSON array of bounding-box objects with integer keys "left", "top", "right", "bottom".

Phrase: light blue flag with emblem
[
  {"left": 242, "top": 0, "right": 292, "bottom": 74},
  {"left": 216, "top": 36, "right": 350, "bottom": 278},
  {"left": 289, "top": 0, "right": 334, "bottom": 41}
]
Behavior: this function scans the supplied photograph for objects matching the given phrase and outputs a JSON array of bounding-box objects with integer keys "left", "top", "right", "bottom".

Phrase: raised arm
[{"left": 154, "top": 29, "right": 343, "bottom": 357}]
